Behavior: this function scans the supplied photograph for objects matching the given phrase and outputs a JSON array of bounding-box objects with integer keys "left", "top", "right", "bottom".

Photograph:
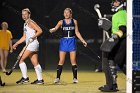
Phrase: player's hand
[
  {"left": 28, "top": 37, "right": 34, "bottom": 43},
  {"left": 82, "top": 41, "right": 87, "bottom": 47},
  {"left": 49, "top": 28, "right": 56, "bottom": 33},
  {"left": 10, "top": 48, "right": 13, "bottom": 53},
  {"left": 12, "top": 43, "right": 18, "bottom": 50}
]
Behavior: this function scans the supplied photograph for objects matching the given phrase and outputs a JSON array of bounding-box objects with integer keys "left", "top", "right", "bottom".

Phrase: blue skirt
[{"left": 59, "top": 37, "right": 77, "bottom": 52}]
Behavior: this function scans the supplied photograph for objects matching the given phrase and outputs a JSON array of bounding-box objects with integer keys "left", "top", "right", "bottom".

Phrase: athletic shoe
[
  {"left": 95, "top": 69, "right": 102, "bottom": 72},
  {"left": 31, "top": 79, "right": 44, "bottom": 84},
  {"left": 54, "top": 78, "right": 60, "bottom": 84},
  {"left": 16, "top": 77, "right": 29, "bottom": 84},
  {"left": 98, "top": 84, "right": 119, "bottom": 92},
  {"left": 0, "top": 82, "right": 5, "bottom": 86},
  {"left": 73, "top": 78, "right": 78, "bottom": 83}
]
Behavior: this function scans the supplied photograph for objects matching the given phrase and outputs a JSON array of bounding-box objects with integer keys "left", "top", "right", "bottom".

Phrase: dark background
[{"left": 0, "top": 0, "right": 113, "bottom": 70}]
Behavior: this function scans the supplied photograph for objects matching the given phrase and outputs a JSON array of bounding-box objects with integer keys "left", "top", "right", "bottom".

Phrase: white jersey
[{"left": 23, "top": 21, "right": 39, "bottom": 51}]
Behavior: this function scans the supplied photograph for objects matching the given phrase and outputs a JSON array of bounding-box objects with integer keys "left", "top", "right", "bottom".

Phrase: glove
[
  {"left": 109, "top": 34, "right": 118, "bottom": 42},
  {"left": 112, "top": 34, "right": 118, "bottom": 39}
]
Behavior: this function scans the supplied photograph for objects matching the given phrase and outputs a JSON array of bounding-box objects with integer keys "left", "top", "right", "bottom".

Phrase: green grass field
[{"left": 0, "top": 70, "right": 126, "bottom": 93}]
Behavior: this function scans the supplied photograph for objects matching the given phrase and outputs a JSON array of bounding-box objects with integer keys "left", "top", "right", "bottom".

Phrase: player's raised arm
[{"left": 49, "top": 20, "right": 62, "bottom": 33}]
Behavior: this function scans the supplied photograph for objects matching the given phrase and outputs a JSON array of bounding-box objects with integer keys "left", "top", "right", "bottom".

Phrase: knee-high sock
[
  {"left": 34, "top": 64, "right": 43, "bottom": 80},
  {"left": 19, "top": 62, "right": 28, "bottom": 78},
  {"left": 56, "top": 65, "right": 63, "bottom": 79},
  {"left": 72, "top": 65, "right": 78, "bottom": 79}
]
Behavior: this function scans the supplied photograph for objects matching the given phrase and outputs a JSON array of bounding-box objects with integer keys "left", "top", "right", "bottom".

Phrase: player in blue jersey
[{"left": 49, "top": 8, "right": 87, "bottom": 84}]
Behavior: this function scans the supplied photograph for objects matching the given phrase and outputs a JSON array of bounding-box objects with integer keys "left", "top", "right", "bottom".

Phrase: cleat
[
  {"left": 73, "top": 78, "right": 78, "bottom": 83},
  {"left": 98, "top": 84, "right": 119, "bottom": 92},
  {"left": 16, "top": 77, "right": 29, "bottom": 84},
  {"left": 31, "top": 79, "right": 44, "bottom": 84},
  {"left": 54, "top": 78, "right": 60, "bottom": 84},
  {"left": 95, "top": 69, "right": 102, "bottom": 72},
  {"left": 1, "top": 82, "right": 5, "bottom": 86}
]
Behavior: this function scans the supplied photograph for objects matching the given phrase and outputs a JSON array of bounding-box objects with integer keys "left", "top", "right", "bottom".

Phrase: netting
[{"left": 132, "top": 0, "right": 140, "bottom": 70}]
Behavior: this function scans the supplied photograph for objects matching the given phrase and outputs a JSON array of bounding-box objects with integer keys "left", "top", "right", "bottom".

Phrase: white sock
[
  {"left": 19, "top": 62, "right": 28, "bottom": 78},
  {"left": 34, "top": 64, "right": 43, "bottom": 80}
]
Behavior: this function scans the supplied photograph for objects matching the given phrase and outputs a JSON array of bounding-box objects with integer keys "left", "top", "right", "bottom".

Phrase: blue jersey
[
  {"left": 59, "top": 19, "right": 77, "bottom": 52},
  {"left": 62, "top": 19, "right": 75, "bottom": 37}
]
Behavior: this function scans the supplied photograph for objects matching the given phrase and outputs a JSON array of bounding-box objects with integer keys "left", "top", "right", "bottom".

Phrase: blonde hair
[
  {"left": 64, "top": 8, "right": 73, "bottom": 14},
  {"left": 22, "top": 8, "right": 31, "bottom": 14},
  {"left": 1, "top": 22, "right": 8, "bottom": 29}
]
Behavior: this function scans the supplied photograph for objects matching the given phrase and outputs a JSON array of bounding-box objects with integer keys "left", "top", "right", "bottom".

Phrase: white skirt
[{"left": 26, "top": 40, "right": 39, "bottom": 52}]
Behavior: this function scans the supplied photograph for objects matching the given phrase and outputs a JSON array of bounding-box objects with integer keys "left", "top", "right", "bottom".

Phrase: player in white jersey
[{"left": 13, "top": 8, "right": 44, "bottom": 84}]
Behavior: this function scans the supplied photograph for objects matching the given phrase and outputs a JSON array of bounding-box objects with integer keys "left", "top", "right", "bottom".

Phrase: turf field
[{"left": 0, "top": 70, "right": 126, "bottom": 93}]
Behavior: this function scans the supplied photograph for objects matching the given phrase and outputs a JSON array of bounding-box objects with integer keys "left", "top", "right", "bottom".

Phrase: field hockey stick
[
  {"left": 86, "top": 45, "right": 101, "bottom": 60},
  {"left": 94, "top": 4, "right": 102, "bottom": 18},
  {"left": 82, "top": 42, "right": 101, "bottom": 61},
  {"left": 6, "top": 41, "right": 30, "bottom": 75},
  {"left": 94, "top": 4, "right": 111, "bottom": 36}
]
